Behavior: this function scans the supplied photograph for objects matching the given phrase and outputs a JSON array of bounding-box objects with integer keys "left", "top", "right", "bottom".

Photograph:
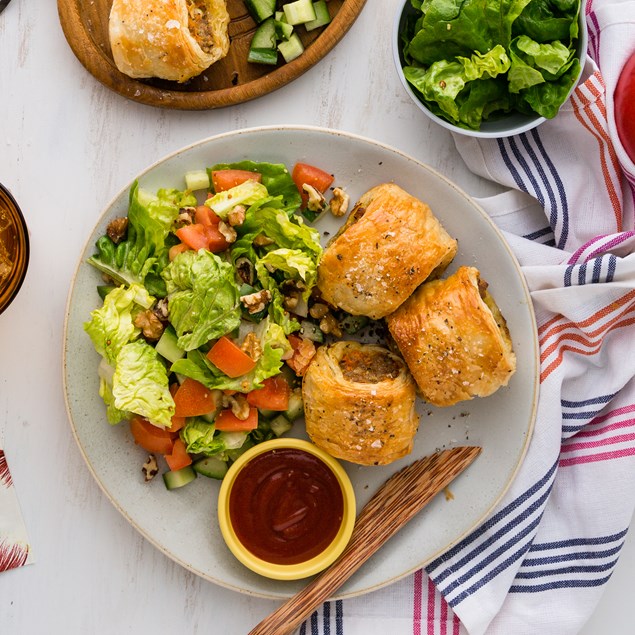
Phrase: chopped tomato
[
  {"left": 203, "top": 224, "right": 231, "bottom": 253},
  {"left": 207, "top": 336, "right": 257, "bottom": 378},
  {"left": 194, "top": 205, "right": 221, "bottom": 226},
  {"left": 173, "top": 378, "right": 220, "bottom": 417},
  {"left": 169, "top": 242, "right": 190, "bottom": 261},
  {"left": 212, "top": 169, "right": 262, "bottom": 192},
  {"left": 285, "top": 334, "right": 317, "bottom": 376},
  {"left": 214, "top": 407, "right": 259, "bottom": 432},
  {"left": 164, "top": 438, "right": 192, "bottom": 472},
  {"left": 168, "top": 415, "right": 186, "bottom": 434},
  {"left": 246, "top": 375, "right": 290, "bottom": 411},
  {"left": 292, "top": 162, "right": 334, "bottom": 207},
  {"left": 129, "top": 415, "right": 175, "bottom": 455},
  {"left": 175, "top": 223, "right": 229, "bottom": 253},
  {"left": 176, "top": 224, "right": 210, "bottom": 251},
  {"left": 168, "top": 384, "right": 186, "bottom": 433}
]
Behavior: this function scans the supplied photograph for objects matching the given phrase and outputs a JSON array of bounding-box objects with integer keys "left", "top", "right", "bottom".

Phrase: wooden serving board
[{"left": 57, "top": 0, "right": 366, "bottom": 110}]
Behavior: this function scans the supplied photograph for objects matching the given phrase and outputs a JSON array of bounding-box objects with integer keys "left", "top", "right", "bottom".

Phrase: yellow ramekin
[{"left": 218, "top": 438, "right": 356, "bottom": 580}]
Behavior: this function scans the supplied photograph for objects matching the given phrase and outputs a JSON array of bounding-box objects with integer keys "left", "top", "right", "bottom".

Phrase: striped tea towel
[
  {"left": 0, "top": 448, "right": 34, "bottom": 572},
  {"left": 299, "top": 0, "right": 635, "bottom": 633}
]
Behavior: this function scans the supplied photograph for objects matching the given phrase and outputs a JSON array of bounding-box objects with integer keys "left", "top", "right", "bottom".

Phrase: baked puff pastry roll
[
  {"left": 317, "top": 183, "right": 457, "bottom": 319},
  {"left": 302, "top": 341, "right": 419, "bottom": 466},
  {"left": 386, "top": 266, "right": 516, "bottom": 407},
  {"left": 109, "top": 0, "right": 230, "bottom": 83}
]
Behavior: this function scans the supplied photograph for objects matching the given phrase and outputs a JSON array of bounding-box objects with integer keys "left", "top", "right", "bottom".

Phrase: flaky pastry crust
[
  {"left": 302, "top": 341, "right": 419, "bottom": 465},
  {"left": 109, "top": 0, "right": 230, "bottom": 83},
  {"left": 317, "top": 183, "right": 457, "bottom": 319},
  {"left": 386, "top": 266, "right": 516, "bottom": 407}
]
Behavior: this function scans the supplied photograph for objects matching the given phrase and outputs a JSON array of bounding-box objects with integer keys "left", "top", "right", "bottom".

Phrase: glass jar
[{"left": 0, "top": 183, "right": 29, "bottom": 314}]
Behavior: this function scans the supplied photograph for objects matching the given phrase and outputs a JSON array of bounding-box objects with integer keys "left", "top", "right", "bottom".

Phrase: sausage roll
[
  {"left": 317, "top": 183, "right": 457, "bottom": 319},
  {"left": 109, "top": 0, "right": 230, "bottom": 83},
  {"left": 302, "top": 341, "right": 419, "bottom": 466},
  {"left": 386, "top": 266, "right": 516, "bottom": 407}
]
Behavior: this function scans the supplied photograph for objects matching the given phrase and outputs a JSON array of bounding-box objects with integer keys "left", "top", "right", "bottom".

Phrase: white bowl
[{"left": 393, "top": 0, "right": 588, "bottom": 138}]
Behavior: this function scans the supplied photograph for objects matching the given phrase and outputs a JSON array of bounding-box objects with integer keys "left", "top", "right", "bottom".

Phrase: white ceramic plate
[{"left": 63, "top": 125, "right": 539, "bottom": 600}]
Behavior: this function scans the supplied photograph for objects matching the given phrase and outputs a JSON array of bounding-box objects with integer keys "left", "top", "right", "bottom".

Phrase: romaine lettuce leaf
[
  {"left": 84, "top": 283, "right": 154, "bottom": 365},
  {"left": 98, "top": 360, "right": 128, "bottom": 424},
  {"left": 162, "top": 249, "right": 241, "bottom": 351},
  {"left": 171, "top": 317, "right": 289, "bottom": 392},
  {"left": 514, "top": 35, "right": 572, "bottom": 75},
  {"left": 516, "top": 57, "right": 581, "bottom": 117},
  {"left": 238, "top": 206, "right": 322, "bottom": 260},
  {"left": 88, "top": 183, "right": 195, "bottom": 296},
  {"left": 111, "top": 340, "right": 175, "bottom": 429},
  {"left": 181, "top": 420, "right": 248, "bottom": 457},
  {"left": 406, "top": 0, "right": 533, "bottom": 66},
  {"left": 210, "top": 160, "right": 302, "bottom": 212},
  {"left": 257, "top": 248, "right": 317, "bottom": 301},
  {"left": 404, "top": 45, "right": 511, "bottom": 126},
  {"left": 513, "top": 0, "right": 580, "bottom": 42},
  {"left": 401, "top": 0, "right": 581, "bottom": 128},
  {"left": 205, "top": 181, "right": 269, "bottom": 219},
  {"left": 232, "top": 206, "right": 322, "bottom": 332}
]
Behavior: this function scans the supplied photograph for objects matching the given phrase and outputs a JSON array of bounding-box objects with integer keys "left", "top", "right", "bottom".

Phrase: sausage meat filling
[
  {"left": 338, "top": 349, "right": 401, "bottom": 384},
  {"left": 187, "top": 0, "right": 216, "bottom": 54}
]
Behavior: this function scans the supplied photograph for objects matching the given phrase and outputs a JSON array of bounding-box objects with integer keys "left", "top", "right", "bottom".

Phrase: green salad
[
  {"left": 400, "top": 0, "right": 583, "bottom": 130},
  {"left": 83, "top": 159, "right": 343, "bottom": 489}
]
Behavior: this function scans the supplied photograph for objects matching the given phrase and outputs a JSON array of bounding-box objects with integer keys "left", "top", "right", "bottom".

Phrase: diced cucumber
[
  {"left": 218, "top": 431, "right": 249, "bottom": 450},
  {"left": 284, "top": 389, "right": 304, "bottom": 421},
  {"left": 304, "top": 0, "right": 331, "bottom": 31},
  {"left": 226, "top": 437, "right": 255, "bottom": 462},
  {"left": 192, "top": 456, "right": 228, "bottom": 480},
  {"left": 270, "top": 414, "right": 293, "bottom": 437},
  {"left": 97, "top": 285, "right": 116, "bottom": 301},
  {"left": 278, "top": 33, "right": 305, "bottom": 63},
  {"left": 258, "top": 408, "right": 277, "bottom": 420},
  {"left": 283, "top": 0, "right": 316, "bottom": 25},
  {"left": 244, "top": 0, "right": 276, "bottom": 22},
  {"left": 248, "top": 48, "right": 279, "bottom": 65},
  {"left": 184, "top": 169, "right": 210, "bottom": 192},
  {"left": 278, "top": 363, "right": 299, "bottom": 388},
  {"left": 339, "top": 313, "right": 370, "bottom": 334},
  {"left": 275, "top": 19, "right": 294, "bottom": 40},
  {"left": 250, "top": 17, "right": 277, "bottom": 49},
  {"left": 155, "top": 325, "right": 185, "bottom": 364},
  {"left": 163, "top": 465, "right": 197, "bottom": 490},
  {"left": 300, "top": 319, "right": 324, "bottom": 343},
  {"left": 275, "top": 10, "right": 284, "bottom": 20}
]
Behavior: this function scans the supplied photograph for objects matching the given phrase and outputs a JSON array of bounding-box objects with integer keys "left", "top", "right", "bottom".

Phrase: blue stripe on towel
[
  {"left": 427, "top": 460, "right": 559, "bottom": 604},
  {"left": 514, "top": 559, "right": 618, "bottom": 578},
  {"left": 523, "top": 226, "right": 554, "bottom": 241},
  {"left": 508, "top": 136, "right": 545, "bottom": 209},
  {"left": 427, "top": 459, "right": 558, "bottom": 573},
  {"left": 508, "top": 531, "right": 626, "bottom": 594},
  {"left": 561, "top": 393, "right": 616, "bottom": 409},
  {"left": 510, "top": 575, "right": 613, "bottom": 593},
  {"left": 530, "top": 128, "right": 569, "bottom": 248},
  {"left": 497, "top": 131, "right": 570, "bottom": 249},
  {"left": 522, "top": 544, "right": 624, "bottom": 566},
  {"left": 323, "top": 601, "right": 330, "bottom": 635}
]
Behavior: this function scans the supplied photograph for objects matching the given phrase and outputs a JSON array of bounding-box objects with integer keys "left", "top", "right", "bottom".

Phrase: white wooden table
[{"left": 0, "top": 0, "right": 631, "bottom": 632}]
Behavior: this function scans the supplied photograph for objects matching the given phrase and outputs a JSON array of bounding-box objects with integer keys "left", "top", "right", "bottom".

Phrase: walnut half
[{"left": 142, "top": 455, "right": 159, "bottom": 482}]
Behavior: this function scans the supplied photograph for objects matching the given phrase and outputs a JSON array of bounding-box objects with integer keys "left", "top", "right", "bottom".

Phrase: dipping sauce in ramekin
[{"left": 218, "top": 438, "right": 356, "bottom": 580}]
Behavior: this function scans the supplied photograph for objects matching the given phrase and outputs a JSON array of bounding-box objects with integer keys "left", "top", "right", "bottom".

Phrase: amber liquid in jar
[{"left": 0, "top": 185, "right": 29, "bottom": 314}]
